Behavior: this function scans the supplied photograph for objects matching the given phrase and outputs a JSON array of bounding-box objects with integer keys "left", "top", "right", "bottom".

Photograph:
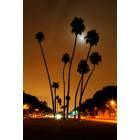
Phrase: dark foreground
[{"left": 24, "top": 118, "right": 117, "bottom": 140}]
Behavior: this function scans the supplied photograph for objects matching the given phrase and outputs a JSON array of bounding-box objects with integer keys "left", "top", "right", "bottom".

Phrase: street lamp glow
[
  {"left": 23, "top": 104, "right": 30, "bottom": 110},
  {"left": 110, "top": 100, "right": 115, "bottom": 106},
  {"left": 55, "top": 114, "right": 63, "bottom": 120}
]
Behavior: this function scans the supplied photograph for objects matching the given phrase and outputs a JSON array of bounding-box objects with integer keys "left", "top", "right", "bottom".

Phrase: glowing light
[
  {"left": 78, "top": 35, "right": 85, "bottom": 43},
  {"left": 72, "top": 110, "right": 78, "bottom": 115},
  {"left": 46, "top": 114, "right": 55, "bottom": 118},
  {"left": 35, "top": 108, "right": 39, "bottom": 112},
  {"left": 81, "top": 116, "right": 117, "bottom": 124},
  {"left": 55, "top": 114, "right": 63, "bottom": 120},
  {"left": 23, "top": 104, "right": 30, "bottom": 110},
  {"left": 110, "top": 100, "right": 115, "bottom": 106}
]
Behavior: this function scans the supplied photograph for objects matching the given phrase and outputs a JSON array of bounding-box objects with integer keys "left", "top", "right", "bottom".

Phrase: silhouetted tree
[
  {"left": 56, "top": 96, "right": 62, "bottom": 111},
  {"left": 81, "top": 86, "right": 117, "bottom": 114},
  {"left": 66, "top": 95, "right": 70, "bottom": 113},
  {"left": 62, "top": 53, "right": 70, "bottom": 119},
  {"left": 23, "top": 92, "right": 52, "bottom": 113},
  {"left": 52, "top": 82, "right": 59, "bottom": 114},
  {"left": 56, "top": 95, "right": 59, "bottom": 100},
  {"left": 35, "top": 32, "right": 54, "bottom": 112},
  {"left": 81, "top": 52, "right": 102, "bottom": 105},
  {"left": 66, "top": 95, "right": 70, "bottom": 101},
  {"left": 74, "top": 30, "right": 99, "bottom": 119},
  {"left": 85, "top": 30, "right": 99, "bottom": 60},
  {"left": 66, "top": 17, "right": 85, "bottom": 118},
  {"left": 58, "top": 97, "right": 62, "bottom": 106},
  {"left": 77, "top": 60, "right": 90, "bottom": 119},
  {"left": 80, "top": 30, "right": 99, "bottom": 107}
]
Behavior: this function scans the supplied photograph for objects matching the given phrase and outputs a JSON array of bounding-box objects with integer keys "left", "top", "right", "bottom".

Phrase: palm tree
[
  {"left": 62, "top": 53, "right": 70, "bottom": 119},
  {"left": 56, "top": 96, "right": 59, "bottom": 112},
  {"left": 56, "top": 96, "right": 62, "bottom": 111},
  {"left": 66, "top": 17, "right": 85, "bottom": 118},
  {"left": 74, "top": 30, "right": 99, "bottom": 119},
  {"left": 52, "top": 82, "right": 59, "bottom": 114},
  {"left": 85, "top": 30, "right": 99, "bottom": 60},
  {"left": 80, "top": 52, "right": 102, "bottom": 116},
  {"left": 35, "top": 32, "right": 54, "bottom": 112},
  {"left": 77, "top": 60, "right": 90, "bottom": 119},
  {"left": 80, "top": 30, "right": 99, "bottom": 106},
  {"left": 57, "top": 97, "right": 62, "bottom": 110}
]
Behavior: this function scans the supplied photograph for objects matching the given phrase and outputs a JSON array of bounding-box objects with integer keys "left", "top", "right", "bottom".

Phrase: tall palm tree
[
  {"left": 52, "top": 82, "right": 59, "bottom": 114},
  {"left": 35, "top": 32, "right": 54, "bottom": 112},
  {"left": 80, "top": 30, "right": 99, "bottom": 104},
  {"left": 77, "top": 60, "right": 90, "bottom": 119},
  {"left": 66, "top": 17, "right": 85, "bottom": 118},
  {"left": 62, "top": 53, "right": 70, "bottom": 119},
  {"left": 80, "top": 52, "right": 102, "bottom": 117},
  {"left": 74, "top": 30, "right": 99, "bottom": 119}
]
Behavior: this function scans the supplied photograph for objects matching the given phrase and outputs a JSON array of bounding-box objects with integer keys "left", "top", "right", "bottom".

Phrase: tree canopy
[{"left": 81, "top": 86, "right": 117, "bottom": 112}]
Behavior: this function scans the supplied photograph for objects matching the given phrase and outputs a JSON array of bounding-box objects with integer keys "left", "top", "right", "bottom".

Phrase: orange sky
[{"left": 24, "top": 0, "right": 117, "bottom": 111}]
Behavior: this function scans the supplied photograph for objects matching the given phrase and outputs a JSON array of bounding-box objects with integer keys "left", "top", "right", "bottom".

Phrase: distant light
[
  {"left": 23, "top": 104, "right": 30, "bottom": 110},
  {"left": 72, "top": 110, "right": 78, "bottom": 116},
  {"left": 35, "top": 108, "right": 39, "bottom": 112},
  {"left": 55, "top": 114, "right": 62, "bottom": 120},
  {"left": 47, "top": 114, "right": 55, "bottom": 118},
  {"left": 110, "top": 100, "right": 115, "bottom": 106}
]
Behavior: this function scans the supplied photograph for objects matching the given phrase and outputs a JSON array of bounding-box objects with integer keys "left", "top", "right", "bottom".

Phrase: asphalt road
[{"left": 24, "top": 118, "right": 117, "bottom": 140}]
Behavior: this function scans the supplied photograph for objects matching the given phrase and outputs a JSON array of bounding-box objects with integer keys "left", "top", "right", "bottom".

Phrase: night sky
[{"left": 24, "top": 0, "right": 117, "bottom": 110}]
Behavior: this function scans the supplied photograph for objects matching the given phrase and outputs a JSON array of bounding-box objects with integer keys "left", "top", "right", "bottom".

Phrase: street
[{"left": 24, "top": 118, "right": 117, "bottom": 140}]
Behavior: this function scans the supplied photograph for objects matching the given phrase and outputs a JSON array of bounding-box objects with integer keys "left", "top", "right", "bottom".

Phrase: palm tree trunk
[
  {"left": 82, "top": 65, "right": 95, "bottom": 95},
  {"left": 66, "top": 35, "right": 77, "bottom": 118},
  {"left": 63, "top": 63, "right": 66, "bottom": 119},
  {"left": 39, "top": 42, "right": 54, "bottom": 112},
  {"left": 74, "top": 77, "right": 82, "bottom": 120},
  {"left": 57, "top": 100, "right": 58, "bottom": 113},
  {"left": 78, "top": 65, "right": 96, "bottom": 119},
  {"left": 86, "top": 45, "right": 92, "bottom": 60},
  {"left": 54, "top": 88, "right": 56, "bottom": 114},
  {"left": 81, "top": 44, "right": 92, "bottom": 92},
  {"left": 74, "top": 44, "right": 92, "bottom": 119},
  {"left": 78, "top": 75, "right": 84, "bottom": 120}
]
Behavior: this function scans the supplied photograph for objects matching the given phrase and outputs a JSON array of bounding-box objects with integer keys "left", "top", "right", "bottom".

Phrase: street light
[
  {"left": 23, "top": 104, "right": 30, "bottom": 110},
  {"left": 110, "top": 100, "right": 115, "bottom": 107},
  {"left": 55, "top": 114, "right": 63, "bottom": 120}
]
